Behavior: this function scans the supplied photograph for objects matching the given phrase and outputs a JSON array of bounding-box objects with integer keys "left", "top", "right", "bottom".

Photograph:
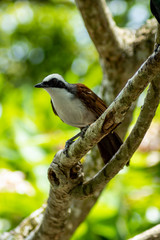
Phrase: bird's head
[{"left": 34, "top": 73, "right": 68, "bottom": 89}]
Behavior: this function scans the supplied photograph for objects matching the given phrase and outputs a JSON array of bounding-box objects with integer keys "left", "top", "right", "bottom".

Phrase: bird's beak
[{"left": 34, "top": 82, "right": 49, "bottom": 88}]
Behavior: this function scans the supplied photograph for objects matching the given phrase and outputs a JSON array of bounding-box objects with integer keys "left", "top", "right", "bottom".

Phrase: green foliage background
[{"left": 0, "top": 1, "right": 160, "bottom": 239}]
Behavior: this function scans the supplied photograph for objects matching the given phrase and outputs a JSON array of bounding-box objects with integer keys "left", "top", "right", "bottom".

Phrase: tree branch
[
  {"left": 129, "top": 224, "right": 160, "bottom": 240},
  {"left": 1, "top": 2, "right": 160, "bottom": 240},
  {"left": 75, "top": 0, "right": 127, "bottom": 58},
  {"left": 23, "top": 48, "right": 160, "bottom": 240},
  {"left": 75, "top": 0, "right": 157, "bottom": 142},
  {"left": 71, "top": 74, "right": 160, "bottom": 198},
  {"left": 0, "top": 206, "right": 45, "bottom": 240},
  {"left": 56, "top": 48, "right": 160, "bottom": 169},
  {"left": 1, "top": 43, "right": 160, "bottom": 240},
  {"left": 75, "top": 0, "right": 156, "bottom": 100}
]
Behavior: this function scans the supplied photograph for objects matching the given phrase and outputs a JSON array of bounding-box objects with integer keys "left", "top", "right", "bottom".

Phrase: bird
[
  {"left": 150, "top": 0, "right": 160, "bottom": 24},
  {"left": 35, "top": 73, "right": 123, "bottom": 165}
]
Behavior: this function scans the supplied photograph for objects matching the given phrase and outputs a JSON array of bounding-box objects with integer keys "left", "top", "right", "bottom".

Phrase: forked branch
[{"left": 27, "top": 48, "right": 160, "bottom": 240}]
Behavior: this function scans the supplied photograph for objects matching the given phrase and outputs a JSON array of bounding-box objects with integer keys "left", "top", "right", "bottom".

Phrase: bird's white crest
[{"left": 43, "top": 73, "right": 66, "bottom": 84}]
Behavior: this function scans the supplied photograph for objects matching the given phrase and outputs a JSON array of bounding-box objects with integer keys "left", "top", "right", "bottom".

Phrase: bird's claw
[
  {"left": 63, "top": 139, "right": 74, "bottom": 157},
  {"left": 63, "top": 126, "right": 89, "bottom": 157},
  {"left": 155, "top": 43, "right": 160, "bottom": 52},
  {"left": 80, "top": 125, "right": 89, "bottom": 138}
]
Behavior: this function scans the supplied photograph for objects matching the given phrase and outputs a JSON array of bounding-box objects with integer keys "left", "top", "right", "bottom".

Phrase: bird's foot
[
  {"left": 63, "top": 139, "right": 75, "bottom": 157},
  {"left": 63, "top": 126, "right": 90, "bottom": 157},
  {"left": 80, "top": 125, "right": 90, "bottom": 138},
  {"left": 63, "top": 131, "right": 82, "bottom": 157},
  {"left": 154, "top": 43, "right": 160, "bottom": 52}
]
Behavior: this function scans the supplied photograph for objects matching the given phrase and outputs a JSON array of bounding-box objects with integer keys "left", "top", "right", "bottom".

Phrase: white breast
[{"left": 45, "top": 88, "right": 96, "bottom": 128}]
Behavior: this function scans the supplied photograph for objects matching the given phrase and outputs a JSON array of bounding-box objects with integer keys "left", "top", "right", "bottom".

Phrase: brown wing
[
  {"left": 76, "top": 83, "right": 107, "bottom": 118},
  {"left": 76, "top": 84, "right": 124, "bottom": 165},
  {"left": 50, "top": 99, "right": 58, "bottom": 116}
]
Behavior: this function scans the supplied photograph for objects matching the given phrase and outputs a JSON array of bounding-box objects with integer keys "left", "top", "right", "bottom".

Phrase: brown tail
[{"left": 97, "top": 132, "right": 123, "bottom": 165}]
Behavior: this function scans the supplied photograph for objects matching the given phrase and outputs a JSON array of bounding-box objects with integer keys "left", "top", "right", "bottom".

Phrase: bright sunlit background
[{"left": 0, "top": 0, "right": 160, "bottom": 239}]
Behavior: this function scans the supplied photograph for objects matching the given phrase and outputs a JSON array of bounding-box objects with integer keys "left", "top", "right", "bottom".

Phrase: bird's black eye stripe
[{"left": 47, "top": 78, "right": 66, "bottom": 88}]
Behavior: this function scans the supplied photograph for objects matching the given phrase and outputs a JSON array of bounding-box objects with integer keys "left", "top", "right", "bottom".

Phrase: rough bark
[{"left": 1, "top": 1, "right": 160, "bottom": 240}]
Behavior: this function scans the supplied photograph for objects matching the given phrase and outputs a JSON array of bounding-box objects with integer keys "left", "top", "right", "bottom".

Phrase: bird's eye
[
  {"left": 46, "top": 78, "right": 65, "bottom": 88},
  {"left": 47, "top": 78, "right": 57, "bottom": 87},
  {"left": 47, "top": 80, "right": 53, "bottom": 86}
]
